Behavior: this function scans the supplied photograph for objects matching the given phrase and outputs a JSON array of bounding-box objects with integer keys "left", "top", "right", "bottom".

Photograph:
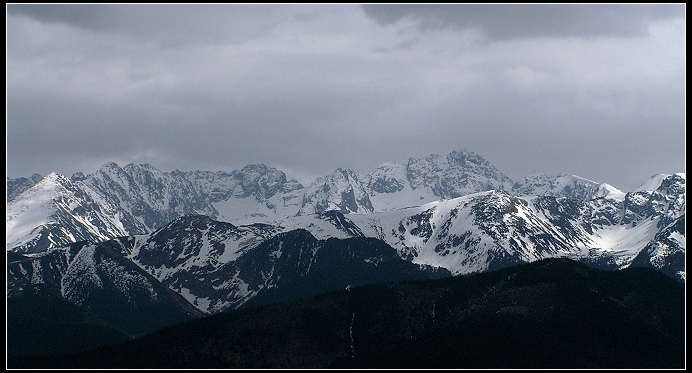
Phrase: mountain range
[
  {"left": 7, "top": 148, "right": 684, "bottom": 273},
  {"left": 6, "top": 148, "right": 685, "bottom": 362}
]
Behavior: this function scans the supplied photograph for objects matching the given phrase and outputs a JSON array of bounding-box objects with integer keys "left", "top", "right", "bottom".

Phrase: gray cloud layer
[
  {"left": 363, "top": 4, "right": 684, "bottom": 39},
  {"left": 6, "top": 4, "right": 686, "bottom": 190}
]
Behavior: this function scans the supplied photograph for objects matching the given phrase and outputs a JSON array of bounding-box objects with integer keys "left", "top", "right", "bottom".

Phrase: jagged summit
[
  {"left": 634, "top": 173, "right": 686, "bottom": 193},
  {"left": 405, "top": 149, "right": 515, "bottom": 200},
  {"left": 299, "top": 167, "right": 374, "bottom": 215},
  {"left": 366, "top": 161, "right": 407, "bottom": 194},
  {"left": 6, "top": 173, "right": 129, "bottom": 253},
  {"left": 232, "top": 164, "right": 304, "bottom": 199},
  {"left": 512, "top": 172, "right": 624, "bottom": 201}
]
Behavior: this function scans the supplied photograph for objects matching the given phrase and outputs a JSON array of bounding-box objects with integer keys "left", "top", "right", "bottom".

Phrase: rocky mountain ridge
[{"left": 8, "top": 148, "right": 643, "bottom": 252}]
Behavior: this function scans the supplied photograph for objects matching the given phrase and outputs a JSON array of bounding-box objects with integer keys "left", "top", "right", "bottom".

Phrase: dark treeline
[{"left": 9, "top": 258, "right": 685, "bottom": 369}]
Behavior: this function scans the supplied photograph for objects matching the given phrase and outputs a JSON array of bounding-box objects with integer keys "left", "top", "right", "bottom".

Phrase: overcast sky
[{"left": 6, "top": 4, "right": 686, "bottom": 191}]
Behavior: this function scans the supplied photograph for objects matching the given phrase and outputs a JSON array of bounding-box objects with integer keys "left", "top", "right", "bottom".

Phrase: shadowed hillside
[{"left": 9, "top": 258, "right": 684, "bottom": 369}]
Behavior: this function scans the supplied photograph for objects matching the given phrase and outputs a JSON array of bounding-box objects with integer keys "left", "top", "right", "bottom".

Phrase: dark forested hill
[{"left": 10, "top": 258, "right": 684, "bottom": 369}]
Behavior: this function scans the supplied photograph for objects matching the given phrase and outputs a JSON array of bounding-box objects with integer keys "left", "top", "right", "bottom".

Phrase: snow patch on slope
[
  {"left": 584, "top": 218, "right": 661, "bottom": 265},
  {"left": 61, "top": 245, "right": 103, "bottom": 305},
  {"left": 7, "top": 173, "right": 66, "bottom": 248},
  {"left": 634, "top": 174, "right": 671, "bottom": 192}
]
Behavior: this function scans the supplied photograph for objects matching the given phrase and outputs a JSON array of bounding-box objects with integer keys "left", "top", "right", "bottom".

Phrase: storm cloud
[
  {"left": 362, "top": 4, "right": 684, "bottom": 40},
  {"left": 6, "top": 4, "right": 685, "bottom": 190}
]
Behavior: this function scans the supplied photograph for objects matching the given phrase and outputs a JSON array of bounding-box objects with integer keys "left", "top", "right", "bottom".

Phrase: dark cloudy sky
[{"left": 6, "top": 4, "right": 686, "bottom": 191}]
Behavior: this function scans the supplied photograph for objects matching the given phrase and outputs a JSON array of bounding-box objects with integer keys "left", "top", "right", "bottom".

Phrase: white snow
[
  {"left": 365, "top": 161, "right": 440, "bottom": 211},
  {"left": 276, "top": 213, "right": 355, "bottom": 240},
  {"left": 593, "top": 183, "right": 626, "bottom": 201},
  {"left": 30, "top": 260, "right": 44, "bottom": 285},
  {"left": 100, "top": 256, "right": 158, "bottom": 303},
  {"left": 212, "top": 193, "right": 298, "bottom": 225},
  {"left": 61, "top": 245, "right": 103, "bottom": 305},
  {"left": 555, "top": 174, "right": 596, "bottom": 187},
  {"left": 7, "top": 172, "right": 130, "bottom": 252},
  {"left": 6, "top": 174, "right": 62, "bottom": 249},
  {"left": 178, "top": 287, "right": 212, "bottom": 314},
  {"left": 587, "top": 218, "right": 661, "bottom": 265},
  {"left": 634, "top": 174, "right": 671, "bottom": 192}
]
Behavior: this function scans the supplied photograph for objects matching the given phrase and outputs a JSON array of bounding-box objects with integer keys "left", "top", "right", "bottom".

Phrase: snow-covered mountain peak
[
  {"left": 651, "top": 173, "right": 685, "bottom": 195},
  {"left": 365, "top": 161, "right": 407, "bottom": 194},
  {"left": 78, "top": 162, "right": 220, "bottom": 233},
  {"left": 593, "top": 183, "right": 626, "bottom": 201},
  {"left": 125, "top": 162, "right": 157, "bottom": 170},
  {"left": 70, "top": 172, "right": 86, "bottom": 181},
  {"left": 7, "top": 172, "right": 129, "bottom": 253},
  {"left": 555, "top": 173, "right": 597, "bottom": 185},
  {"left": 298, "top": 168, "right": 374, "bottom": 215},
  {"left": 100, "top": 161, "right": 122, "bottom": 172},
  {"left": 513, "top": 172, "right": 614, "bottom": 201},
  {"left": 17, "top": 173, "right": 89, "bottom": 205},
  {"left": 634, "top": 174, "right": 673, "bottom": 192},
  {"left": 90, "top": 162, "right": 130, "bottom": 186},
  {"left": 40, "top": 171, "right": 67, "bottom": 184},
  {"left": 447, "top": 148, "right": 494, "bottom": 169},
  {"left": 123, "top": 163, "right": 168, "bottom": 188},
  {"left": 332, "top": 167, "right": 360, "bottom": 180},
  {"left": 406, "top": 149, "right": 514, "bottom": 200},
  {"left": 8, "top": 173, "right": 68, "bottom": 211},
  {"left": 231, "top": 164, "right": 304, "bottom": 200}
]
